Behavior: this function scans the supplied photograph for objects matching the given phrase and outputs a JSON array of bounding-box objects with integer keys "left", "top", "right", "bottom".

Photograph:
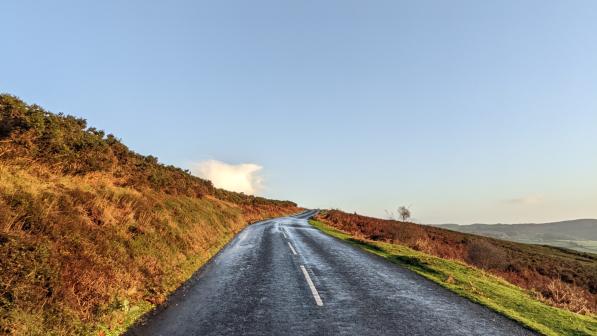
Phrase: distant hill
[{"left": 438, "top": 219, "right": 597, "bottom": 253}]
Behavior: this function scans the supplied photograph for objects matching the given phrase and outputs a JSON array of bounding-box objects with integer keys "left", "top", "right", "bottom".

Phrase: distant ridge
[
  {"left": 438, "top": 219, "right": 597, "bottom": 253},
  {"left": 439, "top": 219, "right": 597, "bottom": 240}
]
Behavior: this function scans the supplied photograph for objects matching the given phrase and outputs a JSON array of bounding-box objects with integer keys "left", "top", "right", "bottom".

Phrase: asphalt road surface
[{"left": 127, "top": 210, "right": 535, "bottom": 336}]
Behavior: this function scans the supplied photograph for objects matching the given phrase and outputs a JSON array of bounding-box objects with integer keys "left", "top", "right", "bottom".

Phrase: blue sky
[{"left": 2, "top": 1, "right": 596, "bottom": 223}]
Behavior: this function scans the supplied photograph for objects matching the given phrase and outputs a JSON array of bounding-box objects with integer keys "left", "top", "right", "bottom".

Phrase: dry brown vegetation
[
  {"left": 0, "top": 95, "right": 299, "bottom": 335},
  {"left": 316, "top": 210, "right": 597, "bottom": 315}
]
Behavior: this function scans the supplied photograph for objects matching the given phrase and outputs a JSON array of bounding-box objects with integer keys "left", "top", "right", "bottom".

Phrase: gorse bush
[
  {"left": 0, "top": 96, "right": 114, "bottom": 174},
  {"left": 0, "top": 94, "right": 296, "bottom": 213}
]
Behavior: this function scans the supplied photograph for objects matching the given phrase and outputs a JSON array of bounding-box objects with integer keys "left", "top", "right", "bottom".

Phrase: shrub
[
  {"left": 535, "top": 280, "right": 593, "bottom": 314},
  {"left": 466, "top": 239, "right": 508, "bottom": 270}
]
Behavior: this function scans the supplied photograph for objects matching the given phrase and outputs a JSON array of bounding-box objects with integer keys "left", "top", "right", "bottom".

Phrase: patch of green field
[
  {"left": 310, "top": 220, "right": 597, "bottom": 336},
  {"left": 550, "top": 240, "right": 597, "bottom": 254},
  {"left": 514, "top": 238, "right": 597, "bottom": 254}
]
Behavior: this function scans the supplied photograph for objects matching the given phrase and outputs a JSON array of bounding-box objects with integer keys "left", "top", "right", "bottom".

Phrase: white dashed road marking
[
  {"left": 300, "top": 265, "right": 323, "bottom": 306},
  {"left": 288, "top": 242, "right": 297, "bottom": 255}
]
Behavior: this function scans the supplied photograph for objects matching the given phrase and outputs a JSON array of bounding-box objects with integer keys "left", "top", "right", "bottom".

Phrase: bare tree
[{"left": 398, "top": 206, "right": 411, "bottom": 221}]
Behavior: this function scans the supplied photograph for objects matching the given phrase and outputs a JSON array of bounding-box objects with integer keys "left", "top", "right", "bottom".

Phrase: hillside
[
  {"left": 315, "top": 210, "right": 597, "bottom": 316},
  {"left": 0, "top": 94, "right": 299, "bottom": 335},
  {"left": 310, "top": 219, "right": 597, "bottom": 335},
  {"left": 439, "top": 219, "right": 597, "bottom": 253}
]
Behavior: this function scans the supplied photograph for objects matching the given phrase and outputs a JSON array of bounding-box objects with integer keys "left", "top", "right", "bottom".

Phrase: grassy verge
[
  {"left": 310, "top": 220, "right": 597, "bottom": 336},
  {"left": 98, "top": 228, "right": 237, "bottom": 336}
]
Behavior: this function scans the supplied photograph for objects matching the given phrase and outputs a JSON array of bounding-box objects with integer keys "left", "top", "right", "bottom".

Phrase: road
[{"left": 126, "top": 210, "right": 535, "bottom": 336}]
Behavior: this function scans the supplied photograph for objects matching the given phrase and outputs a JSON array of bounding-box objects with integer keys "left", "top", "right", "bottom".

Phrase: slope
[
  {"left": 0, "top": 94, "right": 298, "bottom": 335},
  {"left": 439, "top": 220, "right": 597, "bottom": 253}
]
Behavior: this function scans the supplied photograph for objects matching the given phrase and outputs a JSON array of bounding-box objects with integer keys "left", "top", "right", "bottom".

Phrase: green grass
[
  {"left": 549, "top": 240, "right": 597, "bottom": 254},
  {"left": 310, "top": 220, "right": 597, "bottom": 336},
  {"left": 503, "top": 237, "right": 597, "bottom": 254}
]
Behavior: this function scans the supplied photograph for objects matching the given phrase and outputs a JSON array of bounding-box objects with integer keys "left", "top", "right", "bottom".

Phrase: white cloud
[
  {"left": 191, "top": 160, "right": 264, "bottom": 195},
  {"left": 504, "top": 195, "right": 544, "bottom": 205}
]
